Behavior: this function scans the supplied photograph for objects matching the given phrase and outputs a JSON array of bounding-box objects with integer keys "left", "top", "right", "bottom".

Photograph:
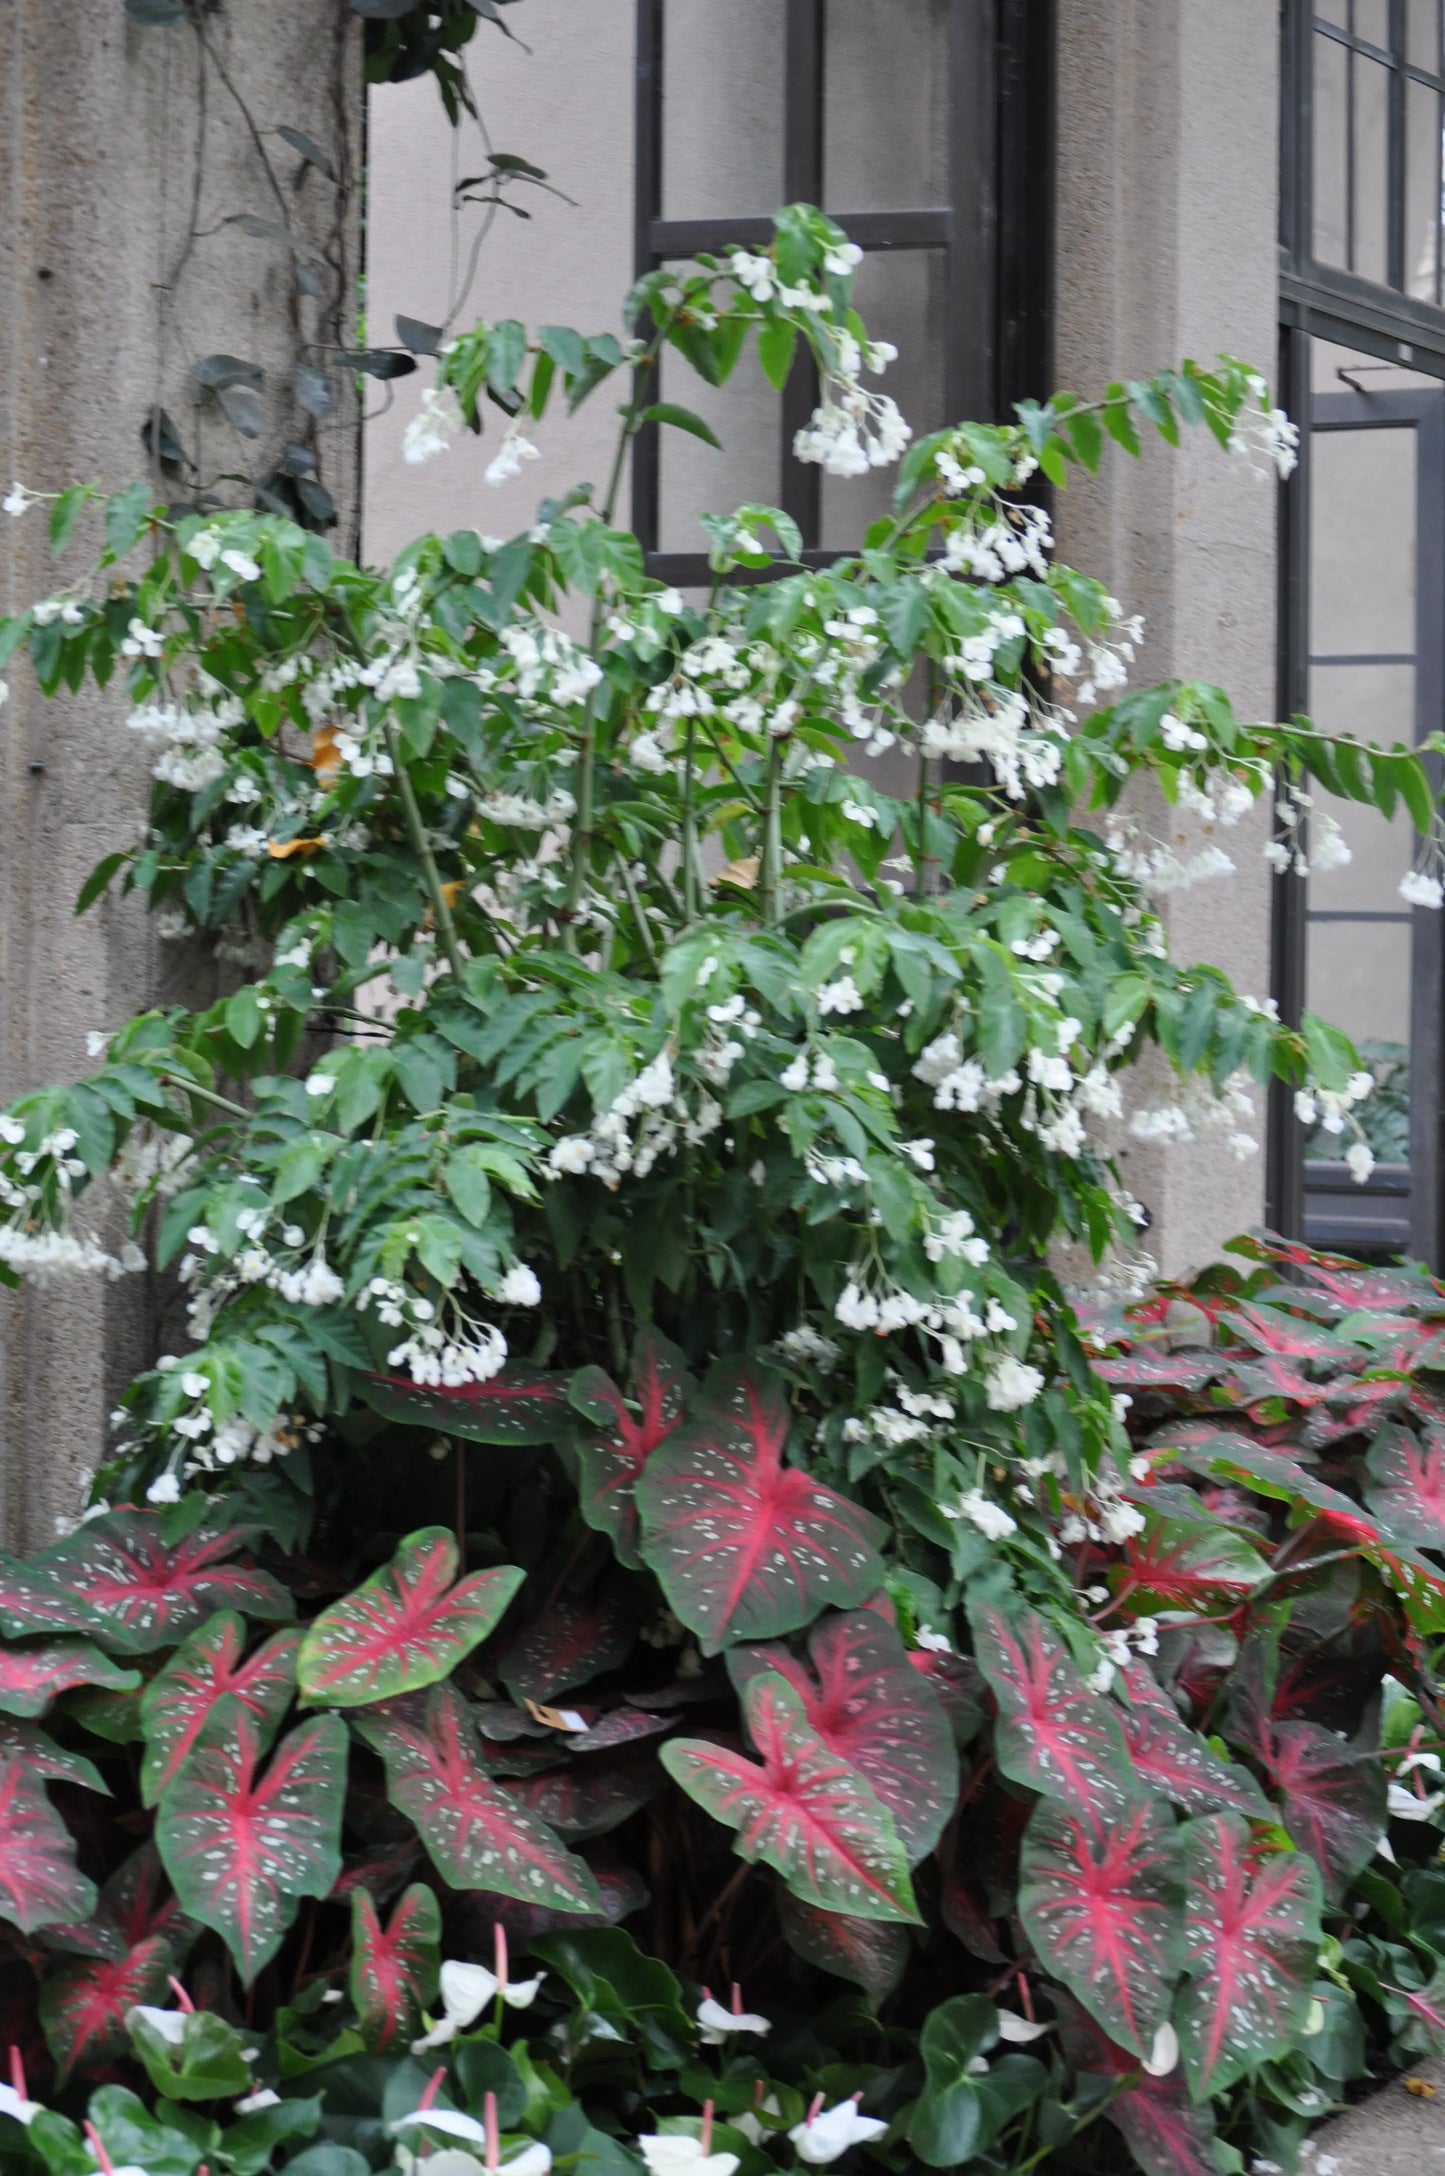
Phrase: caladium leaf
[
  {"left": 155, "top": 1698, "right": 347, "bottom": 1982},
  {"left": 1118, "top": 1667, "right": 1269, "bottom": 1818},
  {"left": 1164, "top": 1431, "right": 1380, "bottom": 1546},
  {"left": 778, "top": 1890, "right": 910, "bottom": 2004},
  {"left": 0, "top": 1512, "right": 293, "bottom": 1652},
  {"left": 1112, "top": 1514, "right": 1271, "bottom": 1616},
  {"left": 0, "top": 1717, "right": 109, "bottom": 1795},
  {"left": 39, "top": 1937, "right": 174, "bottom": 2080},
  {"left": 1177, "top": 1812, "right": 1323, "bottom": 2097},
  {"left": 355, "top": 1683, "right": 602, "bottom": 1914},
  {"left": 1090, "top": 1351, "right": 1221, "bottom": 1393},
  {"left": 500, "top": 1750, "right": 660, "bottom": 1837},
  {"left": 1054, "top": 1994, "right": 1219, "bottom": 2176},
  {"left": 562, "top": 1708, "right": 674, "bottom": 1755},
  {"left": 141, "top": 1615, "right": 300, "bottom": 1806},
  {"left": 571, "top": 1330, "right": 693, "bottom": 1568},
  {"left": 498, "top": 1582, "right": 634, "bottom": 1703},
  {"left": 350, "top": 1881, "right": 440, "bottom": 2051},
  {"left": 0, "top": 1637, "right": 140, "bottom": 1719},
  {"left": 660, "top": 1673, "right": 919, "bottom": 1923},
  {"left": 298, "top": 1529, "right": 523, "bottom": 1707},
  {"left": 0, "top": 1754, "right": 99, "bottom": 1931},
  {"left": 360, "top": 1364, "right": 571, "bottom": 1444},
  {"left": 1262, "top": 1719, "right": 1385, "bottom": 1900},
  {"left": 1215, "top": 1302, "right": 1351, "bottom": 1361},
  {"left": 729, "top": 1608, "right": 958, "bottom": 1863},
  {"left": 1365, "top": 1422, "right": 1445, "bottom": 1549},
  {"left": 968, "top": 1597, "right": 1138, "bottom": 1815},
  {"left": 637, "top": 1363, "right": 886, "bottom": 1652},
  {"left": 1019, "top": 1795, "right": 1183, "bottom": 2058}
]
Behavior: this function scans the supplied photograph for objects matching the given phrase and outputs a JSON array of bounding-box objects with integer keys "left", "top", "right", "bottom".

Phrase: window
[
  {"left": 1276, "top": 4, "right": 1445, "bottom": 1262},
  {"left": 631, "top": 0, "right": 1054, "bottom": 584}
]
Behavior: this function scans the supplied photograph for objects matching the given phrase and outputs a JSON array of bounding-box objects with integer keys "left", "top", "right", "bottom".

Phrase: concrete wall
[
  {"left": 1054, "top": 0, "right": 1281, "bottom": 1276},
  {"left": 0, "top": 2, "right": 362, "bottom": 1546}
]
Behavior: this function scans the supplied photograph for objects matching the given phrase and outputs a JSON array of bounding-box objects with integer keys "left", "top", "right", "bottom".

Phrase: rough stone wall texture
[
  {"left": 1054, "top": 0, "right": 1281, "bottom": 1279},
  {"left": 0, "top": 2, "right": 362, "bottom": 1547}
]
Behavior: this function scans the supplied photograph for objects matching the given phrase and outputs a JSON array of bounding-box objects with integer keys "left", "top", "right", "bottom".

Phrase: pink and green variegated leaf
[
  {"left": 1112, "top": 1514, "right": 1271, "bottom": 1616},
  {"left": 140, "top": 1615, "right": 300, "bottom": 1807},
  {"left": 1118, "top": 1667, "right": 1269, "bottom": 1819},
  {"left": 637, "top": 1363, "right": 886, "bottom": 1654},
  {"left": 729, "top": 1609, "right": 958, "bottom": 1863},
  {"left": 0, "top": 1512, "right": 292, "bottom": 1653},
  {"left": 360, "top": 1364, "right": 571, "bottom": 1445},
  {"left": 660, "top": 1673, "right": 919, "bottom": 1923},
  {"left": 778, "top": 1890, "right": 910, "bottom": 2005},
  {"left": 355, "top": 1682, "right": 602, "bottom": 1915},
  {"left": 155, "top": 1698, "right": 346, "bottom": 1983},
  {"left": 1177, "top": 1812, "right": 1323, "bottom": 2097},
  {"left": 1165, "top": 1432, "right": 1381, "bottom": 1548},
  {"left": 1215, "top": 1302, "right": 1351, "bottom": 1361},
  {"left": 1217, "top": 1354, "right": 1332, "bottom": 1408},
  {"left": 1089, "top": 1350, "right": 1222, "bottom": 1393},
  {"left": 1227, "top": 1234, "right": 1444, "bottom": 1312},
  {"left": 571, "top": 1331, "right": 693, "bottom": 1569},
  {"left": 562, "top": 1707, "right": 674, "bottom": 1755},
  {"left": 0, "top": 1718, "right": 108, "bottom": 1795},
  {"left": 0, "top": 1755, "right": 99, "bottom": 1931},
  {"left": 0, "top": 1637, "right": 140, "bottom": 1719},
  {"left": 1365, "top": 1422, "right": 1445, "bottom": 1549},
  {"left": 498, "top": 1582, "right": 634, "bottom": 1703},
  {"left": 1263, "top": 1720, "right": 1385, "bottom": 1901},
  {"left": 39, "top": 1936, "right": 174, "bottom": 2081},
  {"left": 500, "top": 1749, "right": 660, "bottom": 1837},
  {"left": 349, "top": 1882, "right": 440, "bottom": 2051},
  {"left": 967, "top": 1598, "right": 1138, "bottom": 1816},
  {"left": 1018, "top": 1795, "right": 1183, "bottom": 2058},
  {"left": 299, "top": 1529, "right": 523, "bottom": 1708},
  {"left": 1054, "top": 1994, "right": 1219, "bottom": 2176}
]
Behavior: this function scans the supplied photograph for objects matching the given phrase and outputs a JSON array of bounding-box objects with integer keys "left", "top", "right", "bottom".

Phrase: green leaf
[
  {"left": 49, "top": 486, "right": 91, "bottom": 557},
  {"left": 444, "top": 1147, "right": 493, "bottom": 1227},
  {"left": 75, "top": 851, "right": 129, "bottom": 916},
  {"left": 225, "top": 987, "right": 263, "bottom": 1051},
  {"left": 756, "top": 318, "right": 797, "bottom": 392},
  {"left": 104, "top": 481, "right": 154, "bottom": 561},
  {"left": 639, "top": 403, "right": 722, "bottom": 450},
  {"left": 129, "top": 2009, "right": 254, "bottom": 2103}
]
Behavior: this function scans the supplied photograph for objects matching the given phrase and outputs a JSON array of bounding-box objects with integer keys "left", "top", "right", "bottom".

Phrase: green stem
[
  {"left": 681, "top": 717, "right": 700, "bottom": 922},
  {"left": 159, "top": 1073, "right": 250, "bottom": 1121},
  {"left": 615, "top": 854, "right": 658, "bottom": 965},
  {"left": 914, "top": 745, "right": 932, "bottom": 895},
  {"left": 759, "top": 737, "right": 783, "bottom": 925},
  {"left": 383, "top": 718, "right": 466, "bottom": 983}
]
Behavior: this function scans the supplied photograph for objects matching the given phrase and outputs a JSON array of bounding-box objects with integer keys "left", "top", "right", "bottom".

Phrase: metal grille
[{"left": 632, "top": 0, "right": 1054, "bottom": 584}]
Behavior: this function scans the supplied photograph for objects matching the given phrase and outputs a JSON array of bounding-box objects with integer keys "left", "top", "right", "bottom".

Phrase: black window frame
[
  {"left": 1274, "top": 0, "right": 1445, "bottom": 1260},
  {"left": 631, "top": 0, "right": 1055, "bottom": 586}
]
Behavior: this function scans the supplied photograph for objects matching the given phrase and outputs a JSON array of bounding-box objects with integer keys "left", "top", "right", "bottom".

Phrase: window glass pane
[
  {"left": 1310, "top": 426, "right": 1417, "bottom": 653},
  {"left": 823, "top": 0, "right": 949, "bottom": 209},
  {"left": 1407, "top": 0, "right": 1440, "bottom": 71},
  {"left": 1355, "top": 0, "right": 1390, "bottom": 48},
  {"left": 655, "top": 338, "right": 779, "bottom": 554},
  {"left": 1307, "top": 671, "right": 1417, "bottom": 912},
  {"left": 1305, "top": 918, "right": 1412, "bottom": 1047},
  {"left": 1313, "top": 31, "right": 1349, "bottom": 266},
  {"left": 1353, "top": 55, "right": 1391, "bottom": 281},
  {"left": 1315, "top": 0, "right": 1348, "bottom": 25},
  {"left": 1407, "top": 79, "right": 1443, "bottom": 302},
  {"left": 818, "top": 250, "right": 947, "bottom": 547},
  {"left": 660, "top": 0, "right": 785, "bottom": 218}
]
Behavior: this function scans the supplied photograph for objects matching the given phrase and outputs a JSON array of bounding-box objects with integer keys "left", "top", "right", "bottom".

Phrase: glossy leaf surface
[
  {"left": 1177, "top": 1812, "right": 1323, "bottom": 2096},
  {"left": 0, "top": 1513, "right": 292, "bottom": 1653},
  {"left": 39, "top": 1937, "right": 174, "bottom": 2081},
  {"left": 0, "top": 1637, "right": 139, "bottom": 1719},
  {"left": 140, "top": 1614, "right": 300, "bottom": 1806},
  {"left": 1019, "top": 1795, "right": 1182, "bottom": 2057},
  {"left": 1365, "top": 1421, "right": 1445, "bottom": 1550},
  {"left": 1118, "top": 1666, "right": 1269, "bottom": 1818},
  {"left": 969, "top": 1597, "right": 1138, "bottom": 1814},
  {"left": 350, "top": 1881, "right": 440, "bottom": 2050}
]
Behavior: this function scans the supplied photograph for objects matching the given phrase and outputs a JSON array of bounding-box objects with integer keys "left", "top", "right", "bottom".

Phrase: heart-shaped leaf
[
  {"left": 141, "top": 1615, "right": 300, "bottom": 1805},
  {"left": 156, "top": 1700, "right": 347, "bottom": 1982},
  {"left": 129, "top": 2006, "right": 254, "bottom": 2102},
  {"left": 0, "top": 1637, "right": 140, "bottom": 1718},
  {"left": 571, "top": 1331, "right": 693, "bottom": 1568},
  {"left": 909, "top": 1996, "right": 1046, "bottom": 2169},
  {"left": 1365, "top": 1421, "right": 1445, "bottom": 1548},
  {"left": 1117, "top": 1667, "right": 1269, "bottom": 1818},
  {"left": 1177, "top": 1812, "right": 1323, "bottom": 2097},
  {"left": 1055, "top": 1995, "right": 1219, "bottom": 2176},
  {"left": 968, "top": 1597, "right": 1138, "bottom": 1815},
  {"left": 356, "top": 1683, "right": 602, "bottom": 1915},
  {"left": 778, "top": 1890, "right": 909, "bottom": 2004},
  {"left": 1019, "top": 1796, "right": 1183, "bottom": 2057},
  {"left": 299, "top": 1530, "right": 523, "bottom": 1707},
  {"left": 499, "top": 1749, "right": 660, "bottom": 1837},
  {"left": 661, "top": 1674, "right": 919, "bottom": 1923},
  {"left": 1262, "top": 1720, "right": 1385, "bottom": 1900},
  {"left": 40, "top": 1937, "right": 174, "bottom": 2080},
  {"left": 0, "top": 1754, "right": 98, "bottom": 1932},
  {"left": 497, "top": 1581, "right": 633, "bottom": 1703},
  {"left": 638, "top": 1363, "right": 886, "bottom": 1652},
  {"left": 350, "top": 1882, "right": 440, "bottom": 2050},
  {"left": 0, "top": 1512, "right": 293, "bottom": 1652},
  {"left": 730, "top": 1608, "right": 958, "bottom": 1863},
  {"left": 360, "top": 1365, "right": 570, "bottom": 1444},
  {"left": 1113, "top": 1513, "right": 1271, "bottom": 1615}
]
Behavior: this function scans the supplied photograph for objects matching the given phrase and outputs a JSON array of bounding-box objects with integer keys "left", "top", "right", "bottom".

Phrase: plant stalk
[{"left": 384, "top": 718, "right": 467, "bottom": 983}]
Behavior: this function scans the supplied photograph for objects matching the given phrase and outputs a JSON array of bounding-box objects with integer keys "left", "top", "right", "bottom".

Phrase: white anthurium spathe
[
  {"left": 392, "top": 2111, "right": 490, "bottom": 2147},
  {"left": 995, "top": 2009, "right": 1051, "bottom": 2044},
  {"left": 1142, "top": 2022, "right": 1180, "bottom": 2078},
  {"left": 234, "top": 2089, "right": 282, "bottom": 2115},
  {"left": 127, "top": 2003, "right": 189, "bottom": 2046},
  {"left": 637, "top": 2137, "right": 739, "bottom": 2176},
  {"left": 0, "top": 2084, "right": 41, "bottom": 2127},
  {"left": 412, "top": 1944, "right": 547, "bottom": 2051},
  {"left": 695, "top": 1985, "right": 771, "bottom": 2044},
  {"left": 789, "top": 2097, "right": 890, "bottom": 2165}
]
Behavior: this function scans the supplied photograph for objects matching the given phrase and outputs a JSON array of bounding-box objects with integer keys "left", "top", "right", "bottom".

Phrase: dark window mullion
[
  {"left": 779, "top": 0, "right": 825, "bottom": 549},
  {"left": 1390, "top": 0, "right": 1408, "bottom": 287},
  {"left": 630, "top": 0, "right": 664, "bottom": 552}
]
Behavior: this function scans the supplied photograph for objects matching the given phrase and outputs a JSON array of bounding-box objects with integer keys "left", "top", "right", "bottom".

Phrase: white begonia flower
[
  {"left": 695, "top": 1987, "right": 771, "bottom": 2044},
  {"left": 788, "top": 2097, "right": 889, "bottom": 2165},
  {"left": 914, "top": 1625, "right": 953, "bottom": 1654},
  {"left": 485, "top": 432, "right": 541, "bottom": 487},
  {"left": 985, "top": 1355, "right": 1045, "bottom": 1412},
  {"left": 816, "top": 974, "right": 863, "bottom": 1017},
  {"left": 3, "top": 484, "right": 37, "bottom": 517},
  {"left": 120, "top": 617, "right": 164, "bottom": 659},
  {"left": 497, "top": 1264, "right": 542, "bottom": 1308},
  {"left": 146, "top": 1471, "right": 181, "bottom": 1505},
  {"left": 305, "top": 1073, "right": 336, "bottom": 1097},
  {"left": 638, "top": 2139, "right": 739, "bottom": 2176},
  {"left": 1401, "top": 869, "right": 1445, "bottom": 909},
  {"left": 780, "top": 1053, "right": 810, "bottom": 1092},
  {"left": 944, "top": 1488, "right": 1018, "bottom": 1542},
  {"left": 220, "top": 549, "right": 261, "bottom": 582},
  {"left": 404, "top": 384, "right": 465, "bottom": 467},
  {"left": 1346, "top": 1140, "right": 1375, "bottom": 1186}
]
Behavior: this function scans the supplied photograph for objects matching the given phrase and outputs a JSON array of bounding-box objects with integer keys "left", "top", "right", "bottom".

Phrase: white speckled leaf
[
  {"left": 1177, "top": 1812, "right": 1322, "bottom": 2097},
  {"left": 660, "top": 1673, "right": 919, "bottom": 1923},
  {"left": 1020, "top": 1795, "right": 1183, "bottom": 2060}
]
